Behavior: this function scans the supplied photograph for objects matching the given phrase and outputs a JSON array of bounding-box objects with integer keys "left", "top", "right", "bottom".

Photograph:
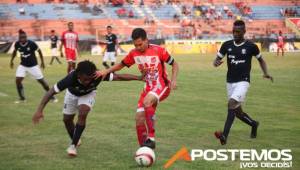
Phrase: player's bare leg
[
  {"left": 15, "top": 77, "right": 25, "bottom": 103},
  {"left": 67, "top": 104, "right": 89, "bottom": 156},
  {"left": 37, "top": 78, "right": 57, "bottom": 102},
  {"left": 67, "top": 62, "right": 76, "bottom": 73},
  {"left": 141, "top": 93, "right": 158, "bottom": 149}
]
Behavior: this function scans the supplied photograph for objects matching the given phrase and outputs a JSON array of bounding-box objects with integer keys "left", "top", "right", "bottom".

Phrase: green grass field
[{"left": 0, "top": 52, "right": 299, "bottom": 170}]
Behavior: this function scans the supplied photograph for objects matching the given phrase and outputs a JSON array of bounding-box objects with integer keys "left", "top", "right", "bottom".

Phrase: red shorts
[
  {"left": 136, "top": 86, "right": 170, "bottom": 112},
  {"left": 65, "top": 48, "right": 76, "bottom": 62},
  {"left": 277, "top": 43, "right": 284, "bottom": 49}
]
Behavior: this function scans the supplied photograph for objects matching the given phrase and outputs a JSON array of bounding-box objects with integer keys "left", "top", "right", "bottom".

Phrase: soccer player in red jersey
[
  {"left": 277, "top": 31, "right": 285, "bottom": 57},
  {"left": 95, "top": 28, "right": 179, "bottom": 149},
  {"left": 60, "top": 22, "right": 80, "bottom": 73}
]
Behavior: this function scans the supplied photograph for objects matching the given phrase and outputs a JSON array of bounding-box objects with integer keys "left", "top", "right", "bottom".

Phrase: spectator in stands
[
  {"left": 19, "top": 6, "right": 26, "bottom": 15},
  {"left": 128, "top": 10, "right": 134, "bottom": 18},
  {"left": 173, "top": 13, "right": 180, "bottom": 23},
  {"left": 223, "top": 5, "right": 229, "bottom": 13},
  {"left": 93, "top": 2, "right": 103, "bottom": 14},
  {"left": 140, "top": 0, "right": 144, "bottom": 6},
  {"left": 116, "top": 7, "right": 127, "bottom": 17}
]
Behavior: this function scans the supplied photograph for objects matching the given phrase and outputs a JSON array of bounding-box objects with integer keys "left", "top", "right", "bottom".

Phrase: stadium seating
[{"left": 0, "top": 0, "right": 298, "bottom": 41}]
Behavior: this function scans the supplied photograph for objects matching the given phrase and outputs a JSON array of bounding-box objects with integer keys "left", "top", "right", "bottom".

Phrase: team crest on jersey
[
  {"left": 242, "top": 49, "right": 246, "bottom": 54},
  {"left": 151, "top": 57, "right": 157, "bottom": 63},
  {"left": 27, "top": 47, "right": 30, "bottom": 51},
  {"left": 228, "top": 48, "right": 232, "bottom": 52}
]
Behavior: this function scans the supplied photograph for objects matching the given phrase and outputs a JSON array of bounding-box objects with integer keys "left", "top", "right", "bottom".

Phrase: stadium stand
[{"left": 0, "top": 0, "right": 299, "bottom": 41}]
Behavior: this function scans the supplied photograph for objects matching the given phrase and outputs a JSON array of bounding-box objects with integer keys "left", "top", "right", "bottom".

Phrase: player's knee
[
  {"left": 135, "top": 112, "right": 145, "bottom": 125},
  {"left": 143, "top": 100, "right": 153, "bottom": 108},
  {"left": 228, "top": 99, "right": 239, "bottom": 110},
  {"left": 63, "top": 116, "right": 73, "bottom": 124}
]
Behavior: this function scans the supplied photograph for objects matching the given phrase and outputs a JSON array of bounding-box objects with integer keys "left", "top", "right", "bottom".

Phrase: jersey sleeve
[
  {"left": 160, "top": 47, "right": 174, "bottom": 65},
  {"left": 53, "top": 73, "right": 73, "bottom": 93},
  {"left": 14, "top": 42, "right": 19, "bottom": 50},
  {"left": 252, "top": 43, "right": 262, "bottom": 59},
  {"left": 121, "top": 51, "right": 135, "bottom": 67},
  {"left": 31, "top": 41, "right": 39, "bottom": 51},
  {"left": 103, "top": 73, "right": 114, "bottom": 81},
  {"left": 217, "top": 42, "right": 227, "bottom": 58}
]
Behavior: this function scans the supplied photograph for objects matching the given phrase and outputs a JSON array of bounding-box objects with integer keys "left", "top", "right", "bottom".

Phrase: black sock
[
  {"left": 64, "top": 121, "right": 75, "bottom": 139},
  {"left": 16, "top": 84, "right": 25, "bottom": 100},
  {"left": 50, "top": 56, "right": 54, "bottom": 65},
  {"left": 223, "top": 109, "right": 235, "bottom": 138},
  {"left": 236, "top": 112, "right": 255, "bottom": 126},
  {"left": 111, "top": 62, "right": 115, "bottom": 66},
  {"left": 72, "top": 124, "right": 85, "bottom": 145},
  {"left": 102, "top": 62, "right": 109, "bottom": 69},
  {"left": 55, "top": 57, "right": 62, "bottom": 64}
]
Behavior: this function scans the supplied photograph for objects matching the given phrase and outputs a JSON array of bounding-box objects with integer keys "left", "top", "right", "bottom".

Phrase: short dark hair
[
  {"left": 68, "top": 22, "right": 73, "bottom": 25},
  {"left": 107, "top": 25, "right": 112, "bottom": 29},
  {"left": 131, "top": 28, "right": 147, "bottom": 40},
  {"left": 75, "top": 60, "right": 97, "bottom": 76},
  {"left": 51, "top": 30, "right": 55, "bottom": 33},
  {"left": 233, "top": 20, "right": 246, "bottom": 28},
  {"left": 18, "top": 29, "right": 26, "bottom": 35}
]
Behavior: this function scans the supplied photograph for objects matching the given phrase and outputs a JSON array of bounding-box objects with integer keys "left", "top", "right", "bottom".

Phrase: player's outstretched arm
[
  {"left": 170, "top": 60, "right": 179, "bottom": 90},
  {"left": 213, "top": 56, "right": 224, "bottom": 67},
  {"left": 257, "top": 57, "right": 273, "bottom": 82},
  {"left": 94, "top": 63, "right": 125, "bottom": 79},
  {"left": 32, "top": 88, "right": 56, "bottom": 124},
  {"left": 37, "top": 49, "right": 45, "bottom": 69},
  {"left": 112, "top": 73, "right": 143, "bottom": 81},
  {"left": 10, "top": 49, "right": 17, "bottom": 69}
]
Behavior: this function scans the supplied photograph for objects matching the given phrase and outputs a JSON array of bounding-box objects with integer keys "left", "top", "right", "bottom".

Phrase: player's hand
[
  {"left": 10, "top": 62, "right": 14, "bottom": 69},
  {"left": 94, "top": 70, "right": 109, "bottom": 80},
  {"left": 170, "top": 80, "right": 177, "bottom": 90},
  {"left": 32, "top": 111, "right": 44, "bottom": 124},
  {"left": 213, "top": 59, "right": 223, "bottom": 67},
  {"left": 263, "top": 74, "right": 274, "bottom": 83},
  {"left": 41, "top": 62, "right": 45, "bottom": 69}
]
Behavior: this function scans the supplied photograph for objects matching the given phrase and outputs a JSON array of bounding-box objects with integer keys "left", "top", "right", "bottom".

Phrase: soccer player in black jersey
[
  {"left": 213, "top": 20, "right": 273, "bottom": 145},
  {"left": 102, "top": 25, "right": 119, "bottom": 69},
  {"left": 10, "top": 30, "right": 57, "bottom": 103},
  {"left": 32, "top": 60, "right": 143, "bottom": 157},
  {"left": 49, "top": 30, "right": 62, "bottom": 65}
]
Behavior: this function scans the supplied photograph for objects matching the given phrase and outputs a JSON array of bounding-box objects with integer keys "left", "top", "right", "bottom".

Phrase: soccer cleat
[
  {"left": 142, "top": 138, "right": 156, "bottom": 149},
  {"left": 14, "top": 99, "right": 26, "bottom": 104},
  {"left": 251, "top": 121, "right": 259, "bottom": 138},
  {"left": 50, "top": 96, "right": 58, "bottom": 103},
  {"left": 67, "top": 144, "right": 77, "bottom": 157},
  {"left": 214, "top": 131, "right": 227, "bottom": 145}
]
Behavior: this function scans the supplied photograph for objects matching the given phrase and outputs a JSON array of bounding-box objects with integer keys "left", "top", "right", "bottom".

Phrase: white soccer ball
[{"left": 135, "top": 147, "right": 156, "bottom": 167}]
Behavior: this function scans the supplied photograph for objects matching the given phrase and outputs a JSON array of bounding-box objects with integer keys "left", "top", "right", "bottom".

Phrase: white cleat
[
  {"left": 14, "top": 99, "right": 26, "bottom": 104},
  {"left": 67, "top": 144, "right": 77, "bottom": 157},
  {"left": 52, "top": 98, "right": 59, "bottom": 103}
]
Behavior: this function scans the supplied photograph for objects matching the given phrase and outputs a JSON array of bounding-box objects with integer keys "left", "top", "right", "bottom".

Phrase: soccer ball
[{"left": 135, "top": 147, "right": 156, "bottom": 167}]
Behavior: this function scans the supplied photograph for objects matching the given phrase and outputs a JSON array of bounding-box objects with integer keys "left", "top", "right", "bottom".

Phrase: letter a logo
[{"left": 164, "top": 146, "right": 191, "bottom": 169}]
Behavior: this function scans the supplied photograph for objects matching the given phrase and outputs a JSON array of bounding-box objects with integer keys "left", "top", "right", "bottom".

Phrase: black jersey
[
  {"left": 105, "top": 34, "right": 117, "bottom": 52},
  {"left": 54, "top": 71, "right": 114, "bottom": 96},
  {"left": 50, "top": 35, "right": 58, "bottom": 48},
  {"left": 217, "top": 40, "right": 261, "bottom": 83},
  {"left": 14, "top": 40, "right": 39, "bottom": 67}
]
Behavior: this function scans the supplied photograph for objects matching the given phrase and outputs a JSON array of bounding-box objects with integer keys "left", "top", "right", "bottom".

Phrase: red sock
[
  {"left": 136, "top": 124, "right": 147, "bottom": 145},
  {"left": 145, "top": 106, "right": 156, "bottom": 138}
]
